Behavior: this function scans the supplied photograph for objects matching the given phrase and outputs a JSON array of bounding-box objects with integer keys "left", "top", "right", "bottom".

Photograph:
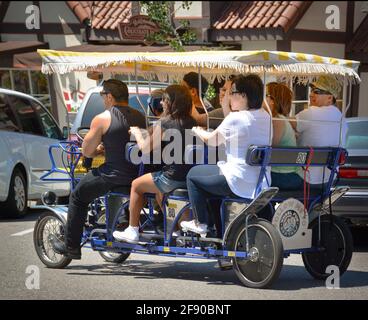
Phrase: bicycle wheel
[
  {"left": 33, "top": 213, "right": 72, "bottom": 269},
  {"left": 302, "top": 215, "right": 353, "bottom": 280},
  {"left": 97, "top": 213, "right": 130, "bottom": 263},
  {"left": 227, "top": 217, "right": 284, "bottom": 288}
]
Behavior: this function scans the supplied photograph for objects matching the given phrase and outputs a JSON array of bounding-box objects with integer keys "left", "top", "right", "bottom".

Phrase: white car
[{"left": 0, "top": 88, "right": 70, "bottom": 218}]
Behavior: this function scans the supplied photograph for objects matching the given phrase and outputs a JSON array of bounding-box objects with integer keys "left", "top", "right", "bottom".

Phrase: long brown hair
[
  {"left": 267, "top": 82, "right": 293, "bottom": 117},
  {"left": 162, "top": 84, "right": 193, "bottom": 120}
]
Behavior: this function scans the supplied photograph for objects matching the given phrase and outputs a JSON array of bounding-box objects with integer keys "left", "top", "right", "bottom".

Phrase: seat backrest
[{"left": 246, "top": 145, "right": 345, "bottom": 169}]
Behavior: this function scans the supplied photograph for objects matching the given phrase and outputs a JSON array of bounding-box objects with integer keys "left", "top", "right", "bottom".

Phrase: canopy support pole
[
  {"left": 198, "top": 66, "right": 210, "bottom": 130},
  {"left": 263, "top": 70, "right": 273, "bottom": 146},
  {"left": 134, "top": 62, "right": 148, "bottom": 128}
]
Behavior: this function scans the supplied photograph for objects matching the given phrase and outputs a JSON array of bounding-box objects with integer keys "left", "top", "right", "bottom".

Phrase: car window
[
  {"left": 129, "top": 94, "right": 149, "bottom": 114},
  {"left": 0, "top": 94, "right": 21, "bottom": 132},
  {"left": 7, "top": 95, "right": 43, "bottom": 136},
  {"left": 81, "top": 92, "right": 149, "bottom": 128},
  {"left": 32, "top": 101, "right": 61, "bottom": 139},
  {"left": 346, "top": 121, "right": 368, "bottom": 150},
  {"left": 81, "top": 93, "right": 105, "bottom": 128}
]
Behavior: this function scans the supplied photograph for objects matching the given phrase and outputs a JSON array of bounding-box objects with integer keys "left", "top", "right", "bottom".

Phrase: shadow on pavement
[{"left": 62, "top": 258, "right": 368, "bottom": 291}]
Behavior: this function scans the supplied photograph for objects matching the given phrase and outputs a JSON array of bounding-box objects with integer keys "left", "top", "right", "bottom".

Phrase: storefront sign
[{"left": 118, "top": 15, "right": 159, "bottom": 42}]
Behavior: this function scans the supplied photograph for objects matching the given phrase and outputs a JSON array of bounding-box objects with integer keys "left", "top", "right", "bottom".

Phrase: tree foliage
[{"left": 139, "top": 1, "right": 197, "bottom": 51}]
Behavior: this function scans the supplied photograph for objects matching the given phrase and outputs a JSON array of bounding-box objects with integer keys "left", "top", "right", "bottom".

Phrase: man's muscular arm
[{"left": 82, "top": 113, "right": 106, "bottom": 158}]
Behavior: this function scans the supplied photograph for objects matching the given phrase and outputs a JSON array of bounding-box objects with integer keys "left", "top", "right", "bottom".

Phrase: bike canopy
[{"left": 38, "top": 49, "right": 361, "bottom": 85}]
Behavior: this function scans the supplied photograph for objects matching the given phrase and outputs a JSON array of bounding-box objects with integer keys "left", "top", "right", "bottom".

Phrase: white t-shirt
[
  {"left": 296, "top": 105, "right": 347, "bottom": 184},
  {"left": 216, "top": 109, "right": 272, "bottom": 199}
]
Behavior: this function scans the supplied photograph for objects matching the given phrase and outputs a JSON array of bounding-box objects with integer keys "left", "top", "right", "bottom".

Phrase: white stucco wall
[
  {"left": 43, "top": 34, "right": 82, "bottom": 49},
  {"left": 174, "top": 1, "right": 202, "bottom": 17},
  {"left": 358, "top": 72, "right": 368, "bottom": 116},
  {"left": 39, "top": 1, "right": 80, "bottom": 24},
  {"left": 241, "top": 40, "right": 278, "bottom": 51},
  {"left": 296, "top": 1, "right": 347, "bottom": 32},
  {"left": 354, "top": 2, "right": 368, "bottom": 31},
  {"left": 0, "top": 33, "right": 39, "bottom": 41},
  {"left": 291, "top": 41, "right": 346, "bottom": 58},
  {"left": 3, "top": 1, "right": 33, "bottom": 23}
]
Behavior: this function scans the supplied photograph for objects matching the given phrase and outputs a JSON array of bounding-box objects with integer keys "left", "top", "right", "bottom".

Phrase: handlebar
[{"left": 40, "top": 141, "right": 83, "bottom": 187}]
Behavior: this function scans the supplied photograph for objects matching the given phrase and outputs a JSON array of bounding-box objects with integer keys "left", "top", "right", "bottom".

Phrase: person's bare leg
[{"left": 129, "top": 173, "right": 162, "bottom": 227}]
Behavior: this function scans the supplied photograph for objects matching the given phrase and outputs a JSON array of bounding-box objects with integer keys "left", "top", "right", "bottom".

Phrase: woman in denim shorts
[{"left": 113, "top": 84, "right": 197, "bottom": 243}]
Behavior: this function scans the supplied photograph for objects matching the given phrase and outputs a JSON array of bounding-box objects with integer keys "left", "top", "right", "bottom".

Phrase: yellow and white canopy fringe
[{"left": 38, "top": 49, "right": 361, "bottom": 85}]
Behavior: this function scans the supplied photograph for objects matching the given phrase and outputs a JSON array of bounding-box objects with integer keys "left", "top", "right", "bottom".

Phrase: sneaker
[
  {"left": 180, "top": 220, "right": 208, "bottom": 235},
  {"left": 49, "top": 235, "right": 81, "bottom": 260},
  {"left": 113, "top": 226, "right": 139, "bottom": 243},
  {"left": 172, "top": 230, "right": 181, "bottom": 237}
]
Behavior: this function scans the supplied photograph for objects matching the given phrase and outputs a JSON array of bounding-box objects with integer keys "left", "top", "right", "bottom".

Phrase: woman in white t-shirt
[{"left": 181, "top": 74, "right": 272, "bottom": 235}]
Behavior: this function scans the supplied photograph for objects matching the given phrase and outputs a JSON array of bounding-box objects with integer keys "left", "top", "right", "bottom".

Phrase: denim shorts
[{"left": 151, "top": 171, "right": 187, "bottom": 194}]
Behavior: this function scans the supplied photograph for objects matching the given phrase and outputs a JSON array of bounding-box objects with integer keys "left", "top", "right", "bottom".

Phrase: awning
[
  {"left": 13, "top": 43, "right": 218, "bottom": 70},
  {"left": 0, "top": 41, "right": 48, "bottom": 68},
  {"left": 38, "top": 49, "right": 361, "bottom": 84}
]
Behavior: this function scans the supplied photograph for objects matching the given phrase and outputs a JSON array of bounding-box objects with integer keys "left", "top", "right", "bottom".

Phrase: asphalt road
[{"left": 1, "top": 208, "right": 368, "bottom": 300}]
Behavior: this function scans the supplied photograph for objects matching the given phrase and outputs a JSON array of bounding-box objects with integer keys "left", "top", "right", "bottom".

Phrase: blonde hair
[{"left": 267, "top": 82, "right": 293, "bottom": 117}]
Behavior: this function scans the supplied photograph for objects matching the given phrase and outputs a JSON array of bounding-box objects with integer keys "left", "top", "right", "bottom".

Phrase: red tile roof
[
  {"left": 67, "top": 1, "right": 131, "bottom": 30},
  {"left": 213, "top": 1, "right": 312, "bottom": 33}
]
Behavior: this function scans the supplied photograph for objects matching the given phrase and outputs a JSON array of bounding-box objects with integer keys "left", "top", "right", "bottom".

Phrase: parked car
[
  {"left": 333, "top": 117, "right": 368, "bottom": 226},
  {"left": 0, "top": 88, "right": 70, "bottom": 218},
  {"left": 70, "top": 84, "right": 166, "bottom": 138}
]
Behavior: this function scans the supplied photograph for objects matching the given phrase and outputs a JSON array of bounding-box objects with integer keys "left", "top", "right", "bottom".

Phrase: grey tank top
[{"left": 98, "top": 106, "right": 146, "bottom": 185}]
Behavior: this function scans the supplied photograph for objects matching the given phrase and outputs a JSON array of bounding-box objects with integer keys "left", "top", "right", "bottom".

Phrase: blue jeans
[
  {"left": 271, "top": 172, "right": 303, "bottom": 190},
  {"left": 186, "top": 165, "right": 235, "bottom": 226}
]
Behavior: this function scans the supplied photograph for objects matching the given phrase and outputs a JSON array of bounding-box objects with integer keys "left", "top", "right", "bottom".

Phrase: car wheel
[{"left": 0, "top": 168, "right": 28, "bottom": 219}]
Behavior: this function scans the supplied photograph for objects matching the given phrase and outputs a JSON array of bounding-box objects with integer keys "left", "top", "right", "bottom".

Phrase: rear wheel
[
  {"left": 227, "top": 217, "right": 284, "bottom": 288},
  {"left": 33, "top": 213, "right": 72, "bottom": 269},
  {"left": 302, "top": 215, "right": 353, "bottom": 280},
  {"left": 0, "top": 169, "right": 27, "bottom": 218}
]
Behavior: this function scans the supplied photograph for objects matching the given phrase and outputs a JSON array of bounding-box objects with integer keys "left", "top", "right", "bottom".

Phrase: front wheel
[
  {"left": 33, "top": 213, "right": 72, "bottom": 269},
  {"left": 227, "top": 217, "right": 284, "bottom": 288},
  {"left": 302, "top": 215, "right": 353, "bottom": 280}
]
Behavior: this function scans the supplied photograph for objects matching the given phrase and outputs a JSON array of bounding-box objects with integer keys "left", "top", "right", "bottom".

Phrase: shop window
[
  {"left": 13, "top": 70, "right": 30, "bottom": 94},
  {"left": 0, "top": 70, "right": 12, "bottom": 89}
]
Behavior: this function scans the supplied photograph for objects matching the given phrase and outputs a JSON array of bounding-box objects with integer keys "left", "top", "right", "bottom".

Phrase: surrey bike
[{"left": 33, "top": 49, "right": 360, "bottom": 288}]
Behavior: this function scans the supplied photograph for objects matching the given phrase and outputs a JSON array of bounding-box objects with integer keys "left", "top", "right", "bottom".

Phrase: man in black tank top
[{"left": 51, "top": 79, "right": 146, "bottom": 259}]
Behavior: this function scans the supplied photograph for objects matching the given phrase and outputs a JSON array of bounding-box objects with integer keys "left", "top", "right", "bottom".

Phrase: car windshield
[
  {"left": 81, "top": 93, "right": 149, "bottom": 128},
  {"left": 346, "top": 121, "right": 368, "bottom": 150}
]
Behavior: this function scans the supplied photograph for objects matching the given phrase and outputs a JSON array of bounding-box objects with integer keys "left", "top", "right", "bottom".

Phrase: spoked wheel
[
  {"left": 97, "top": 213, "right": 130, "bottom": 263},
  {"left": 302, "top": 215, "right": 353, "bottom": 280},
  {"left": 33, "top": 213, "right": 72, "bottom": 269},
  {"left": 227, "top": 218, "right": 284, "bottom": 288}
]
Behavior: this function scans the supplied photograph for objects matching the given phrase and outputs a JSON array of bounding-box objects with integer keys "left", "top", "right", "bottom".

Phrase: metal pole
[
  {"left": 263, "top": 70, "right": 272, "bottom": 146},
  {"left": 198, "top": 66, "right": 210, "bottom": 129},
  {"left": 134, "top": 62, "right": 148, "bottom": 128}
]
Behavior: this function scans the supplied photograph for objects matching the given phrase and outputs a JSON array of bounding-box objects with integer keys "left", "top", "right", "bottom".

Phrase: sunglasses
[
  {"left": 311, "top": 88, "right": 331, "bottom": 95},
  {"left": 230, "top": 90, "right": 242, "bottom": 96},
  {"left": 100, "top": 91, "right": 110, "bottom": 96}
]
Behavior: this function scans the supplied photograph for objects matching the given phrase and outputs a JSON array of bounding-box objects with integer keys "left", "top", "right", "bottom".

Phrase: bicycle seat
[
  {"left": 170, "top": 188, "right": 189, "bottom": 198},
  {"left": 110, "top": 185, "right": 131, "bottom": 194}
]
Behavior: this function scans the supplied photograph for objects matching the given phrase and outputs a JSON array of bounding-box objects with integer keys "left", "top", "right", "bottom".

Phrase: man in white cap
[{"left": 294, "top": 75, "right": 348, "bottom": 187}]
